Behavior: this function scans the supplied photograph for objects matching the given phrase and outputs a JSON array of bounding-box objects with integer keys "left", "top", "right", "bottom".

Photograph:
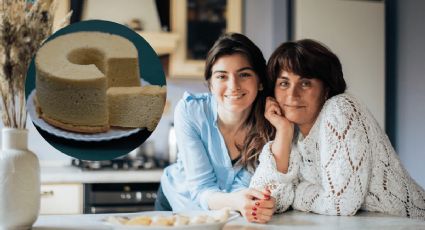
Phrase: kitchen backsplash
[{"left": 0, "top": 78, "right": 208, "bottom": 163}]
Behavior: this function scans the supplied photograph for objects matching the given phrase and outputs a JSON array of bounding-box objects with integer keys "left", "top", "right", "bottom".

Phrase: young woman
[
  {"left": 250, "top": 39, "right": 425, "bottom": 219},
  {"left": 156, "top": 33, "right": 275, "bottom": 223}
]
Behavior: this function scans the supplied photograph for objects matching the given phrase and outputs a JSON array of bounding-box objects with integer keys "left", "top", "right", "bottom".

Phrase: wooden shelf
[{"left": 137, "top": 31, "right": 179, "bottom": 56}]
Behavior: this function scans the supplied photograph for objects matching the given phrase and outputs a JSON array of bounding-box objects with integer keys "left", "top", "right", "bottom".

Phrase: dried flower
[{"left": 0, "top": 0, "right": 70, "bottom": 129}]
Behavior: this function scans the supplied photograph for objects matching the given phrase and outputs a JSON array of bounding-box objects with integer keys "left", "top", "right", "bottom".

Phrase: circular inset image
[{"left": 25, "top": 20, "right": 167, "bottom": 160}]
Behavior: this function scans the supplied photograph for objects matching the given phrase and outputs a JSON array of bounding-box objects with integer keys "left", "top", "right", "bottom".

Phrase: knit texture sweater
[{"left": 250, "top": 93, "right": 425, "bottom": 219}]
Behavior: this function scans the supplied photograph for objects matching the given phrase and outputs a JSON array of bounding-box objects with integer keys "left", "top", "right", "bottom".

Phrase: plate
[
  {"left": 27, "top": 90, "right": 141, "bottom": 142},
  {"left": 102, "top": 210, "right": 240, "bottom": 230}
]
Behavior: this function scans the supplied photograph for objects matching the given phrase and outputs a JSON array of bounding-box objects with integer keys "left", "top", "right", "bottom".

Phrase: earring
[{"left": 258, "top": 84, "right": 263, "bottom": 91}]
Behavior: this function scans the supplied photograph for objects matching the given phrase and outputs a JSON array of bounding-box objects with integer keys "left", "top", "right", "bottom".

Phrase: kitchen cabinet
[
  {"left": 52, "top": 1, "right": 179, "bottom": 56},
  {"left": 40, "top": 183, "right": 83, "bottom": 215},
  {"left": 137, "top": 31, "right": 179, "bottom": 56},
  {"left": 169, "top": 0, "right": 242, "bottom": 78}
]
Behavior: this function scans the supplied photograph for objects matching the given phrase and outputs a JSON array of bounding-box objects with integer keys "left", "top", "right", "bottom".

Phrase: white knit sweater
[{"left": 250, "top": 93, "right": 425, "bottom": 219}]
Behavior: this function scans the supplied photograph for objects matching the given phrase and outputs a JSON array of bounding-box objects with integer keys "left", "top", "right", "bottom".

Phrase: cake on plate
[{"left": 35, "top": 31, "right": 165, "bottom": 134}]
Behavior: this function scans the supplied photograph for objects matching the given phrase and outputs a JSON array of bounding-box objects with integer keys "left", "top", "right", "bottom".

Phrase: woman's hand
[
  {"left": 232, "top": 188, "right": 275, "bottom": 223},
  {"left": 264, "top": 97, "right": 294, "bottom": 133},
  {"left": 265, "top": 97, "right": 294, "bottom": 173}
]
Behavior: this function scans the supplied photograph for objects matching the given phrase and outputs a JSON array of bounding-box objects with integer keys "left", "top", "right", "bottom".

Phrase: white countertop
[
  {"left": 41, "top": 164, "right": 163, "bottom": 184},
  {"left": 33, "top": 210, "right": 425, "bottom": 230}
]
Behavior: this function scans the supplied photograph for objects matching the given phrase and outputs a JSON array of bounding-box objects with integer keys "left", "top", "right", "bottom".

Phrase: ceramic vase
[{"left": 0, "top": 128, "right": 40, "bottom": 230}]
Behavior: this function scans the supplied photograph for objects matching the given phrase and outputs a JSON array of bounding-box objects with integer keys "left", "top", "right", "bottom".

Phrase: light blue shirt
[{"left": 161, "top": 92, "right": 252, "bottom": 211}]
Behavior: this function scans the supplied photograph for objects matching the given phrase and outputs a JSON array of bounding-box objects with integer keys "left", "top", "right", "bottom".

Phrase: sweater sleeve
[
  {"left": 250, "top": 141, "right": 300, "bottom": 213},
  {"left": 293, "top": 95, "right": 372, "bottom": 216}
]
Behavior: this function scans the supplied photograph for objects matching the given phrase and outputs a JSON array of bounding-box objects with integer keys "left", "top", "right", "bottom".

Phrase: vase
[{"left": 0, "top": 128, "right": 40, "bottom": 230}]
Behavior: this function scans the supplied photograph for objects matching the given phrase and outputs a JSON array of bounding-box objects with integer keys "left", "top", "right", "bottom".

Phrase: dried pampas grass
[{"left": 0, "top": 0, "right": 71, "bottom": 129}]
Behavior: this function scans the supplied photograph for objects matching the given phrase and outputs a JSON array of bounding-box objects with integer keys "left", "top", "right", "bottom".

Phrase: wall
[
  {"left": 294, "top": 0, "right": 385, "bottom": 129},
  {"left": 395, "top": 0, "right": 425, "bottom": 187},
  {"left": 244, "top": 0, "right": 289, "bottom": 59}
]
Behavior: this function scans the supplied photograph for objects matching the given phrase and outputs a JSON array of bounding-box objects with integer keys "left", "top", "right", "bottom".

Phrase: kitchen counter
[
  {"left": 33, "top": 210, "right": 425, "bottom": 230},
  {"left": 41, "top": 165, "right": 163, "bottom": 184}
]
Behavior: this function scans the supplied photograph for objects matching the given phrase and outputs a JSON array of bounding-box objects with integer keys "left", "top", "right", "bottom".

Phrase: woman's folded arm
[{"left": 250, "top": 141, "right": 300, "bottom": 213}]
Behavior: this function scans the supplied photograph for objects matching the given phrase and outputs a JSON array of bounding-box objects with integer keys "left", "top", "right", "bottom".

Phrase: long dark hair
[
  {"left": 267, "top": 39, "right": 346, "bottom": 98},
  {"left": 205, "top": 33, "right": 273, "bottom": 171}
]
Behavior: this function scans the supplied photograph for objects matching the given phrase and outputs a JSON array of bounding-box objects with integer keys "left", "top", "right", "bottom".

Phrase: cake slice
[{"left": 107, "top": 86, "right": 166, "bottom": 131}]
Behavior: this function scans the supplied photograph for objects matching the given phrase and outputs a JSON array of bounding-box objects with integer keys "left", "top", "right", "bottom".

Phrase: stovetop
[{"left": 71, "top": 156, "right": 169, "bottom": 171}]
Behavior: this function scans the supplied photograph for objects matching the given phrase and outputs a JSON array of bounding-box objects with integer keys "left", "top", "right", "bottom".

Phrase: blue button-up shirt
[{"left": 161, "top": 92, "right": 252, "bottom": 211}]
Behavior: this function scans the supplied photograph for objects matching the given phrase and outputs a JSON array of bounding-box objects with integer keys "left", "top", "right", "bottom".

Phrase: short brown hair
[{"left": 267, "top": 39, "right": 346, "bottom": 98}]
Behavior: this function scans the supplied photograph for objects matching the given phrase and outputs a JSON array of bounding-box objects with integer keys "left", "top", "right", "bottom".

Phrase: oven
[
  {"left": 83, "top": 182, "right": 159, "bottom": 214},
  {"left": 71, "top": 151, "right": 167, "bottom": 214}
]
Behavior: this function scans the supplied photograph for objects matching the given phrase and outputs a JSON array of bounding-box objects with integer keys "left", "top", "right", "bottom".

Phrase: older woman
[{"left": 250, "top": 39, "right": 425, "bottom": 219}]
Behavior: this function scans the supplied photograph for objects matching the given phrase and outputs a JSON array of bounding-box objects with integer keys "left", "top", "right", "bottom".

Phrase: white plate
[
  {"left": 103, "top": 210, "right": 240, "bottom": 230},
  {"left": 27, "top": 89, "right": 142, "bottom": 142}
]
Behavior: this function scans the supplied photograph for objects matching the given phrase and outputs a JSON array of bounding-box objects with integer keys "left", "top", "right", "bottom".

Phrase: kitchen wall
[
  {"left": 293, "top": 0, "right": 385, "bottom": 129},
  {"left": 244, "top": 0, "right": 289, "bottom": 59},
  {"left": 394, "top": 0, "right": 425, "bottom": 187}
]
